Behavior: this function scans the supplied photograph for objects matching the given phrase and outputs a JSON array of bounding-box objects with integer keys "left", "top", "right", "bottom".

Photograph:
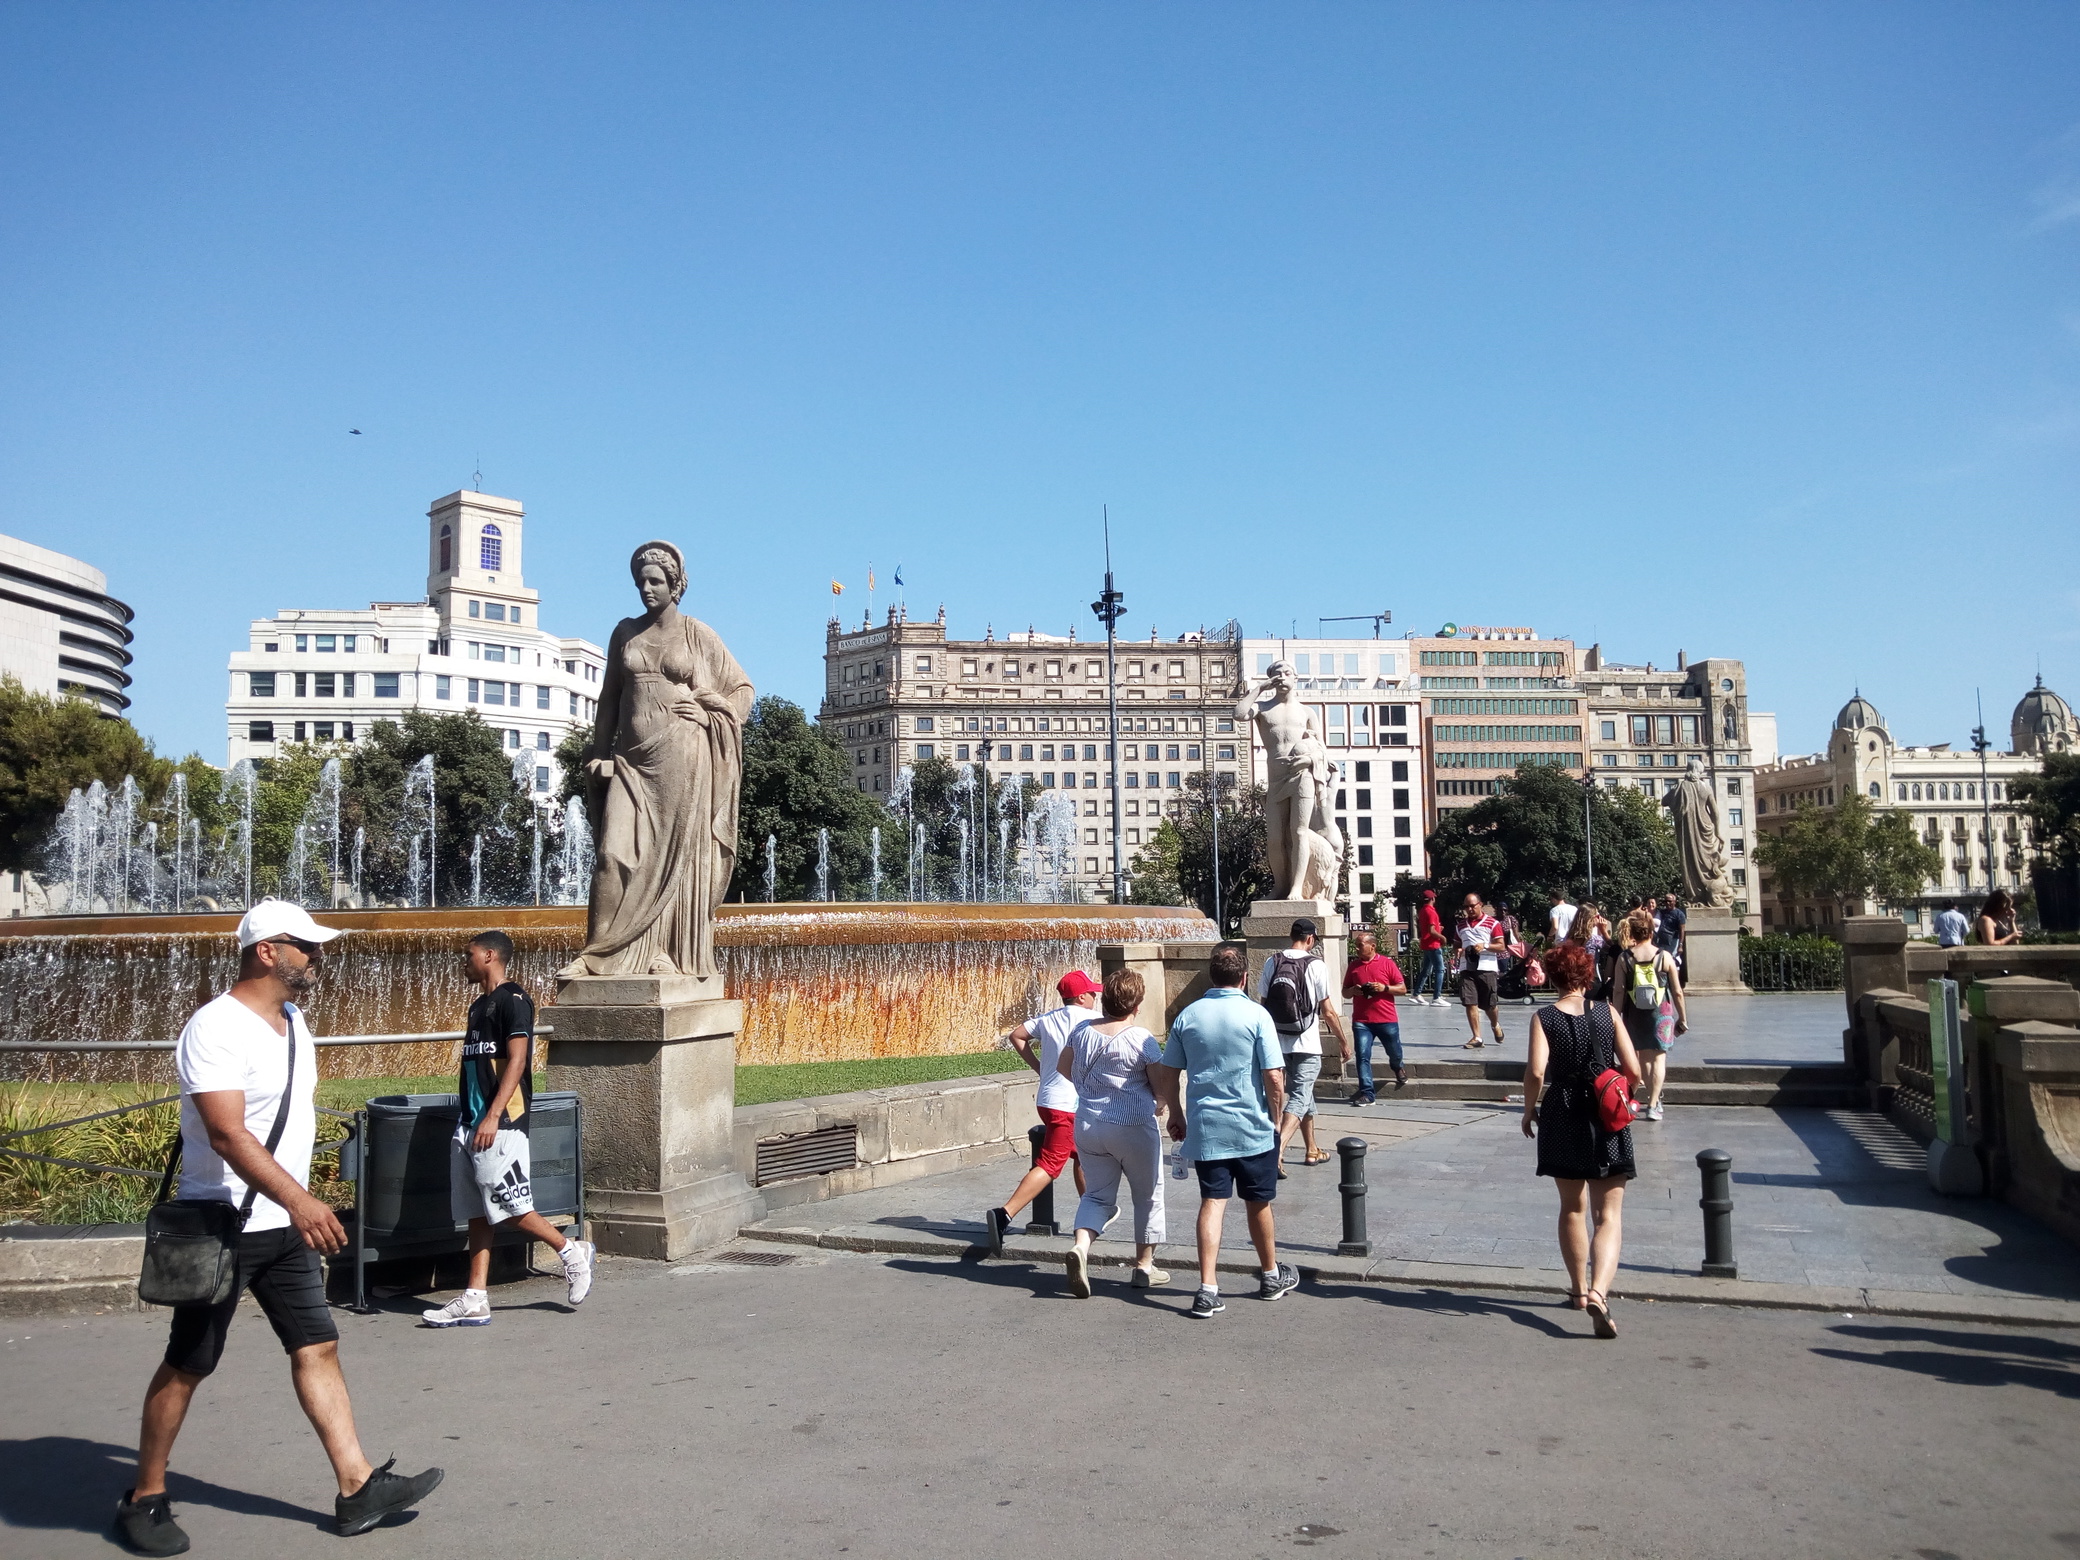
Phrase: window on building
[
  {"left": 263, "top": 641, "right": 278, "bottom": 652},
  {"left": 1357, "top": 845, "right": 1373, "bottom": 865},
  {"left": 1394, "top": 845, "right": 1411, "bottom": 866},
  {"left": 1047, "top": 661, "right": 1062, "bottom": 678},
  {"left": 961, "top": 659, "right": 978, "bottom": 678},
  {"left": 1725, "top": 777, "right": 1741, "bottom": 795},
  {"left": 310, "top": 721, "right": 334, "bottom": 741},
  {"left": 486, "top": 682, "right": 506, "bottom": 706},
  {"left": 249, "top": 671, "right": 276, "bottom": 698},
  {"left": 248, "top": 720, "right": 273, "bottom": 741},
  {"left": 480, "top": 523, "right": 503, "bottom": 570},
  {"left": 955, "top": 744, "right": 970, "bottom": 760},
  {"left": 1004, "top": 660, "right": 1021, "bottom": 678},
  {"left": 535, "top": 732, "right": 550, "bottom": 751},
  {"left": 485, "top": 644, "right": 507, "bottom": 664},
  {"left": 915, "top": 656, "right": 932, "bottom": 674},
  {"left": 506, "top": 729, "right": 520, "bottom": 749},
  {"left": 1869, "top": 782, "right": 1880, "bottom": 797},
  {"left": 469, "top": 600, "right": 481, "bottom": 618},
  {"left": 1630, "top": 715, "right": 1650, "bottom": 744},
  {"left": 1680, "top": 715, "right": 1700, "bottom": 745},
  {"left": 294, "top": 634, "right": 308, "bottom": 652},
  {"left": 313, "top": 672, "right": 335, "bottom": 698},
  {"left": 535, "top": 685, "right": 549, "bottom": 710},
  {"left": 467, "top": 679, "right": 480, "bottom": 702},
  {"left": 374, "top": 673, "right": 399, "bottom": 698},
  {"left": 436, "top": 675, "right": 451, "bottom": 700},
  {"left": 486, "top": 602, "right": 507, "bottom": 622},
  {"left": 1600, "top": 720, "right": 1617, "bottom": 741},
  {"left": 917, "top": 743, "right": 935, "bottom": 760},
  {"left": 1169, "top": 660, "right": 1184, "bottom": 679},
  {"left": 439, "top": 525, "right": 452, "bottom": 572}
]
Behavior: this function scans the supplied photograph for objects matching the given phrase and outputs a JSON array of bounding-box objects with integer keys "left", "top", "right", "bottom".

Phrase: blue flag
[{"left": 893, "top": 565, "right": 904, "bottom": 586}]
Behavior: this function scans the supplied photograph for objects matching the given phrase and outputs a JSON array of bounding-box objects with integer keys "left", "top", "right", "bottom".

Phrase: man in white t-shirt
[
  {"left": 1258, "top": 919, "right": 1350, "bottom": 1175},
  {"left": 1456, "top": 892, "right": 1507, "bottom": 1047},
  {"left": 1548, "top": 890, "right": 1577, "bottom": 945},
  {"left": 985, "top": 970, "right": 1100, "bottom": 1254},
  {"left": 118, "top": 901, "right": 444, "bottom": 1557}
]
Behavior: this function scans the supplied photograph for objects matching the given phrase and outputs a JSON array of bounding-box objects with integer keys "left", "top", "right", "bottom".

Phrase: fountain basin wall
[{"left": 0, "top": 903, "right": 1216, "bottom": 1083}]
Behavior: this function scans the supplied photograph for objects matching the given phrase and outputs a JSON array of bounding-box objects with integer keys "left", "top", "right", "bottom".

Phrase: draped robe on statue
[
  {"left": 1664, "top": 764, "right": 1734, "bottom": 909},
  {"left": 569, "top": 612, "right": 753, "bottom": 979}
]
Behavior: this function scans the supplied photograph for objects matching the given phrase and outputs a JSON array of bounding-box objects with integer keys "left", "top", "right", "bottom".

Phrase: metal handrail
[{"left": 0, "top": 1026, "right": 553, "bottom": 1053}]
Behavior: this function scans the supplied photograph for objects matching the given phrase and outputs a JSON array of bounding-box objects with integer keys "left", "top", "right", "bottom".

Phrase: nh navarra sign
[{"left": 1436, "top": 623, "right": 1535, "bottom": 639}]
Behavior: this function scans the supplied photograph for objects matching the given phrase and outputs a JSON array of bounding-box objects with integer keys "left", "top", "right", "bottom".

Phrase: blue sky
[{"left": 3, "top": 4, "right": 2076, "bottom": 764}]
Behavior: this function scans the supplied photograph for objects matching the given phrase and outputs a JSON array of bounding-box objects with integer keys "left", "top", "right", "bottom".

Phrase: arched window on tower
[
  {"left": 480, "top": 523, "right": 502, "bottom": 571},
  {"left": 438, "top": 525, "right": 452, "bottom": 572}
]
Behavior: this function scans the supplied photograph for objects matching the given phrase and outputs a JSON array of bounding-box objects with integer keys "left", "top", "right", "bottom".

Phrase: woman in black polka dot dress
[{"left": 1522, "top": 940, "right": 1641, "bottom": 1338}]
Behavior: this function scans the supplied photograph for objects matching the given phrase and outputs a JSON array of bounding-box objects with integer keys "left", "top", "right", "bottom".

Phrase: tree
[
  {"left": 1130, "top": 774, "right": 1272, "bottom": 933},
  {"left": 344, "top": 711, "right": 534, "bottom": 905},
  {"left": 552, "top": 723, "right": 593, "bottom": 815},
  {"left": 0, "top": 676, "right": 171, "bottom": 871},
  {"left": 2012, "top": 754, "right": 2080, "bottom": 869},
  {"left": 1753, "top": 792, "right": 1942, "bottom": 917},
  {"left": 1421, "top": 762, "right": 1681, "bottom": 924},
  {"left": 729, "top": 696, "right": 891, "bottom": 901}
]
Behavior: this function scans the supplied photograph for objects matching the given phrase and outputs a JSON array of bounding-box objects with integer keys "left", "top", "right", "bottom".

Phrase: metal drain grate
[
  {"left": 711, "top": 1249, "right": 800, "bottom": 1267},
  {"left": 754, "top": 1123, "right": 859, "bottom": 1185}
]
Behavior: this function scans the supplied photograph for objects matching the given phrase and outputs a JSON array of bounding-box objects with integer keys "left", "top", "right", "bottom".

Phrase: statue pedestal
[
  {"left": 1243, "top": 898, "right": 1348, "bottom": 1079},
  {"left": 1681, "top": 909, "right": 1749, "bottom": 996},
  {"left": 544, "top": 975, "right": 764, "bottom": 1260}
]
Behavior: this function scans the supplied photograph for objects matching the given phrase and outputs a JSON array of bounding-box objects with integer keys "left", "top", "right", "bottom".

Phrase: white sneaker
[
  {"left": 560, "top": 1240, "right": 596, "bottom": 1306},
  {"left": 421, "top": 1290, "right": 491, "bottom": 1327}
]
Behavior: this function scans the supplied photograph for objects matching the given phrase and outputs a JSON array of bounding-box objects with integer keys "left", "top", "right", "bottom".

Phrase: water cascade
[
  {"left": 814, "top": 828, "right": 831, "bottom": 902},
  {"left": 763, "top": 833, "right": 777, "bottom": 903},
  {"left": 869, "top": 825, "right": 881, "bottom": 902}
]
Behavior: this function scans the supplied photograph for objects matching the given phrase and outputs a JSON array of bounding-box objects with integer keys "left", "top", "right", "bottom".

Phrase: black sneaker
[
  {"left": 336, "top": 1459, "right": 444, "bottom": 1537},
  {"left": 114, "top": 1491, "right": 190, "bottom": 1556},
  {"left": 1351, "top": 1093, "right": 1376, "bottom": 1108},
  {"left": 1188, "top": 1290, "right": 1226, "bottom": 1319},
  {"left": 1258, "top": 1263, "right": 1300, "bottom": 1301},
  {"left": 984, "top": 1206, "right": 1012, "bottom": 1256},
  {"left": 1393, "top": 1069, "right": 1408, "bottom": 1091}
]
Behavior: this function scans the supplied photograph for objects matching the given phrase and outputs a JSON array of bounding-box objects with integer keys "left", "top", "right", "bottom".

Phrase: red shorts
[{"left": 1034, "top": 1106, "right": 1078, "bottom": 1178}]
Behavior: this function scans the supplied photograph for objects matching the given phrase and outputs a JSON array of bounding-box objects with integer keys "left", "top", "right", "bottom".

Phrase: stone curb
[{"left": 740, "top": 1221, "right": 2080, "bottom": 1331}]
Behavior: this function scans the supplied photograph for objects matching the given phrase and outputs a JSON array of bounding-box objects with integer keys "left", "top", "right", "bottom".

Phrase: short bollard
[
  {"left": 1697, "top": 1148, "right": 1736, "bottom": 1279},
  {"left": 1025, "top": 1124, "right": 1059, "bottom": 1236},
  {"left": 1336, "top": 1136, "right": 1372, "bottom": 1257}
]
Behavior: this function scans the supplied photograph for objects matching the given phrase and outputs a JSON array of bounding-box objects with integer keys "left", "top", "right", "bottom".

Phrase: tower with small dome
[{"left": 2012, "top": 676, "right": 2075, "bottom": 758}]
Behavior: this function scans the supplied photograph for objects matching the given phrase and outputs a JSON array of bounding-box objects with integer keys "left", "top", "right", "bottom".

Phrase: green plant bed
[{"left": 736, "top": 1051, "right": 1028, "bottom": 1107}]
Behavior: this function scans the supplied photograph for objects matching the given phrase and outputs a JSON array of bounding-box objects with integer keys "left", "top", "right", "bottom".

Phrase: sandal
[
  {"left": 1462, "top": 1039, "right": 1485, "bottom": 1049},
  {"left": 1564, "top": 1288, "right": 1588, "bottom": 1310},
  {"left": 1585, "top": 1289, "right": 1617, "bottom": 1339},
  {"left": 1304, "top": 1150, "right": 1333, "bottom": 1166}
]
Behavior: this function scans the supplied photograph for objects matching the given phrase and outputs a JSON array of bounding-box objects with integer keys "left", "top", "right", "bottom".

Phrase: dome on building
[
  {"left": 1834, "top": 690, "right": 1885, "bottom": 733},
  {"left": 2012, "top": 676, "right": 2076, "bottom": 757}
]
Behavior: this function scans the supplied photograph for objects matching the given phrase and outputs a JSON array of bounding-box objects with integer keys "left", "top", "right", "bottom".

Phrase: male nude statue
[{"left": 1236, "top": 660, "right": 1335, "bottom": 900}]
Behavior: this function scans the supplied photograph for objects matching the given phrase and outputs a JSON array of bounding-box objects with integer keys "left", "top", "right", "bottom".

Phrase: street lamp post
[
  {"left": 1582, "top": 773, "right": 1597, "bottom": 902},
  {"left": 1972, "top": 690, "right": 1997, "bottom": 896},
  {"left": 1090, "top": 513, "right": 1128, "bottom": 904}
]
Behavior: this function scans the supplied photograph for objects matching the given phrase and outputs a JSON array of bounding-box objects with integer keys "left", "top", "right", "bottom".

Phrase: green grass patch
[{"left": 736, "top": 1051, "right": 1029, "bottom": 1106}]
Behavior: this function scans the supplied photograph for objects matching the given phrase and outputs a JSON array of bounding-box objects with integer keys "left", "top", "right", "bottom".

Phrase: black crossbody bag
[{"left": 138, "top": 1015, "right": 296, "bottom": 1308}]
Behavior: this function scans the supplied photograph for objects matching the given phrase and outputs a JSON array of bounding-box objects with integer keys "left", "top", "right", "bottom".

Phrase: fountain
[
  {"left": 763, "top": 833, "right": 777, "bottom": 903},
  {"left": 555, "top": 799, "right": 593, "bottom": 906},
  {"left": 402, "top": 754, "right": 436, "bottom": 908},
  {"left": 814, "top": 827, "right": 831, "bottom": 902},
  {"left": 869, "top": 825, "right": 881, "bottom": 902},
  {"left": 470, "top": 832, "right": 484, "bottom": 907}
]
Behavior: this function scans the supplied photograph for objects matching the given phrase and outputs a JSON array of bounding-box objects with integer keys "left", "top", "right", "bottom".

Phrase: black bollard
[
  {"left": 1336, "top": 1136, "right": 1372, "bottom": 1257},
  {"left": 1025, "top": 1124, "right": 1059, "bottom": 1236},
  {"left": 1697, "top": 1148, "right": 1736, "bottom": 1279}
]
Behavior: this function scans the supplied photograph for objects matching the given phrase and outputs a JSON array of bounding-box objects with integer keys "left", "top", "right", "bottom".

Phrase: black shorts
[
  {"left": 1458, "top": 969, "right": 1498, "bottom": 1010},
  {"left": 165, "top": 1225, "right": 338, "bottom": 1378},
  {"left": 1194, "top": 1147, "right": 1280, "bottom": 1205}
]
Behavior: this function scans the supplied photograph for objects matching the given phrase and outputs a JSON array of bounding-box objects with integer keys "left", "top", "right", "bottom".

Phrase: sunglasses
[{"left": 266, "top": 936, "right": 322, "bottom": 958}]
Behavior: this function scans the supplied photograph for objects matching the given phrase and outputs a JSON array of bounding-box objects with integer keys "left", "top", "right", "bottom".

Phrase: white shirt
[
  {"left": 1460, "top": 916, "right": 1502, "bottom": 973},
  {"left": 1258, "top": 952, "right": 1334, "bottom": 1056},
  {"left": 1065, "top": 1021, "right": 1165, "bottom": 1126},
  {"left": 1549, "top": 903, "right": 1577, "bottom": 941},
  {"left": 174, "top": 993, "right": 318, "bottom": 1233},
  {"left": 1026, "top": 1004, "right": 1087, "bottom": 1113}
]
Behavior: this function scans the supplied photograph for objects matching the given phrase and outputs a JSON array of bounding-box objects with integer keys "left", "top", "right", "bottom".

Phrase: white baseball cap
[{"left": 236, "top": 898, "right": 349, "bottom": 949}]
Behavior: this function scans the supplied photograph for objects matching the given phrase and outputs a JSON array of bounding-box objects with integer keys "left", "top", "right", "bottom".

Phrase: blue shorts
[{"left": 1194, "top": 1146, "right": 1280, "bottom": 1205}]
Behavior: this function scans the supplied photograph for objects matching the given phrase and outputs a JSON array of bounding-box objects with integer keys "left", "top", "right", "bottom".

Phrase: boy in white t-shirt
[
  {"left": 118, "top": 901, "right": 443, "bottom": 1557},
  {"left": 985, "top": 970, "right": 1100, "bottom": 1254}
]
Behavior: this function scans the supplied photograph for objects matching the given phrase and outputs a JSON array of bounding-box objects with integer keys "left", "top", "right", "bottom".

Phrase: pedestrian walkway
[
  {"left": 1392, "top": 989, "right": 1845, "bottom": 1066},
  {"left": 749, "top": 1094, "right": 2080, "bottom": 1328}
]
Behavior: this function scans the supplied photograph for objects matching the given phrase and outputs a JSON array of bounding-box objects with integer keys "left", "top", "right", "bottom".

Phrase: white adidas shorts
[{"left": 450, "top": 1126, "right": 535, "bottom": 1226}]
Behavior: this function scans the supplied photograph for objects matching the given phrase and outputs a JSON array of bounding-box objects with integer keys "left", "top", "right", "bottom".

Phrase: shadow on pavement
[
  {"left": 1808, "top": 1322, "right": 2080, "bottom": 1399},
  {"left": 883, "top": 1255, "right": 1187, "bottom": 1312},
  {"left": 1289, "top": 1279, "right": 1585, "bottom": 1340},
  {"left": 0, "top": 1435, "right": 330, "bottom": 1536}
]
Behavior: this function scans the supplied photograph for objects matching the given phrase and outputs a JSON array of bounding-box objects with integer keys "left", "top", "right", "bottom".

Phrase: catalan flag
[{"left": 831, "top": 579, "right": 844, "bottom": 596}]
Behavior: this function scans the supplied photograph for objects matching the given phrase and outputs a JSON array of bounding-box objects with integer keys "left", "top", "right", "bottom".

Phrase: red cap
[
  {"left": 1422, "top": 888, "right": 1437, "bottom": 900},
  {"left": 1057, "top": 969, "right": 1102, "bottom": 1001}
]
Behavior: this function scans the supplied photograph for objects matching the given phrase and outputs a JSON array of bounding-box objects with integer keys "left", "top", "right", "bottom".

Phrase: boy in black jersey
[{"left": 422, "top": 931, "right": 595, "bottom": 1326}]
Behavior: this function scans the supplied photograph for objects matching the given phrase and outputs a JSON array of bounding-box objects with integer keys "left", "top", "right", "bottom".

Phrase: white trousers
[{"left": 1072, "top": 1114, "right": 1166, "bottom": 1247}]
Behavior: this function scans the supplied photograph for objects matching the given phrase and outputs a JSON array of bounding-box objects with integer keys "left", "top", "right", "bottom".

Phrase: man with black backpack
[
  {"left": 1257, "top": 918, "right": 1350, "bottom": 1175},
  {"left": 118, "top": 900, "right": 443, "bottom": 1556}
]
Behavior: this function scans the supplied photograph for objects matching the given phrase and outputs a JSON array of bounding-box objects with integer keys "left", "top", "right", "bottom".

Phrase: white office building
[
  {"left": 225, "top": 491, "right": 606, "bottom": 798},
  {"left": 1239, "top": 636, "right": 1425, "bottom": 922},
  {"left": 0, "top": 532, "right": 134, "bottom": 714}
]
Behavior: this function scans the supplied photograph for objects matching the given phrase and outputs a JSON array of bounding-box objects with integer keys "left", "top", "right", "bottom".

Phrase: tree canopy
[
  {"left": 2011, "top": 754, "right": 2080, "bottom": 870},
  {"left": 0, "top": 677, "right": 171, "bottom": 872},
  {"left": 1753, "top": 792, "right": 1942, "bottom": 915},
  {"left": 1414, "top": 762, "right": 1681, "bottom": 924},
  {"left": 1129, "top": 774, "right": 1272, "bottom": 933},
  {"left": 730, "top": 696, "right": 893, "bottom": 901}
]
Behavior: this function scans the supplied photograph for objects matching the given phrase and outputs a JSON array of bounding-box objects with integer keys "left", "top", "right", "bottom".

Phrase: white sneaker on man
[
  {"left": 561, "top": 1239, "right": 597, "bottom": 1306},
  {"left": 421, "top": 1290, "right": 491, "bottom": 1327}
]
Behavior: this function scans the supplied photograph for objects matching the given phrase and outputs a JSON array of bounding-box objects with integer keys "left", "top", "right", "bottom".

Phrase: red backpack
[{"left": 1591, "top": 1066, "right": 1635, "bottom": 1132}]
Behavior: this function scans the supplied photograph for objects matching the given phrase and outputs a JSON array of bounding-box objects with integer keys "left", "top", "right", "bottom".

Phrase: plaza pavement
[
  {"left": 6, "top": 1243, "right": 2079, "bottom": 1559},
  {"left": 1391, "top": 989, "right": 1845, "bottom": 1066}
]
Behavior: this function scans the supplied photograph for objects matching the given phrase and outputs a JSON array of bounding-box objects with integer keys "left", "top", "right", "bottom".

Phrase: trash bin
[{"left": 339, "top": 1090, "right": 583, "bottom": 1310}]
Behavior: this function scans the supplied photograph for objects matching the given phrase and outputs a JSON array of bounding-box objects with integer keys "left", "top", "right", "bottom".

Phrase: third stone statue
[
  {"left": 1663, "top": 755, "right": 1735, "bottom": 909},
  {"left": 1235, "top": 660, "right": 1343, "bottom": 901},
  {"left": 560, "top": 541, "right": 754, "bottom": 981}
]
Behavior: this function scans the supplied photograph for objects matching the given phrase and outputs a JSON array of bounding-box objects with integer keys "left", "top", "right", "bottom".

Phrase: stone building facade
[
  {"left": 1237, "top": 635, "right": 1426, "bottom": 918},
  {"left": 1753, "top": 684, "right": 2070, "bottom": 932},
  {"left": 823, "top": 608, "right": 1255, "bottom": 900},
  {"left": 1409, "top": 627, "right": 1584, "bottom": 815},
  {"left": 224, "top": 490, "right": 605, "bottom": 798},
  {"left": 0, "top": 532, "right": 134, "bottom": 715}
]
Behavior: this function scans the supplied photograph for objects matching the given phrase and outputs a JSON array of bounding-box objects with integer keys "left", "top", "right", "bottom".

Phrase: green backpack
[{"left": 1627, "top": 953, "right": 1664, "bottom": 1012}]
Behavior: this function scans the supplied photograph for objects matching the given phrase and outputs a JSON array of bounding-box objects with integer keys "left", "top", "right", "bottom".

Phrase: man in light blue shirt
[
  {"left": 1934, "top": 902, "right": 1969, "bottom": 948},
  {"left": 1152, "top": 943, "right": 1298, "bottom": 1318}
]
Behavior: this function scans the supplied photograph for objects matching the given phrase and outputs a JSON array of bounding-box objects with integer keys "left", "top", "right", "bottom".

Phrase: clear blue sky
[{"left": 3, "top": 4, "right": 2076, "bottom": 764}]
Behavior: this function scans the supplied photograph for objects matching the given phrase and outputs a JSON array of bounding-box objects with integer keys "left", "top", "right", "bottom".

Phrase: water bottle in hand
[{"left": 1171, "top": 1141, "right": 1191, "bottom": 1180}]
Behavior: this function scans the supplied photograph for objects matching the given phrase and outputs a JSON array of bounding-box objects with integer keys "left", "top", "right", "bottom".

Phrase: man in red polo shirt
[
  {"left": 1343, "top": 929, "right": 1407, "bottom": 1104},
  {"left": 986, "top": 970, "right": 1099, "bottom": 1254},
  {"left": 1411, "top": 889, "right": 1448, "bottom": 1005}
]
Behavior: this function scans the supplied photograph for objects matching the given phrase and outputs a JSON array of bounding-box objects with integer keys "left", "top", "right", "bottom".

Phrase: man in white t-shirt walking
[
  {"left": 1259, "top": 918, "right": 1350, "bottom": 1175},
  {"left": 117, "top": 901, "right": 444, "bottom": 1557},
  {"left": 985, "top": 969, "right": 1100, "bottom": 1255},
  {"left": 1548, "top": 889, "right": 1577, "bottom": 946}
]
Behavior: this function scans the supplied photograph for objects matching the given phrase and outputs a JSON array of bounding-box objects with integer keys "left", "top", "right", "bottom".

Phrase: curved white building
[{"left": 0, "top": 533, "right": 134, "bottom": 714}]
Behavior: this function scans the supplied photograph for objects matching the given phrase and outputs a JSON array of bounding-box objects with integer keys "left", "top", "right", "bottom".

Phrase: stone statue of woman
[
  {"left": 1663, "top": 755, "right": 1735, "bottom": 909},
  {"left": 560, "top": 542, "right": 754, "bottom": 981}
]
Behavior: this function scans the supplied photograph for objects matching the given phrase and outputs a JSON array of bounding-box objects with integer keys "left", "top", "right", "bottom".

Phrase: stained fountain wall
[{"left": 0, "top": 903, "right": 1216, "bottom": 1082}]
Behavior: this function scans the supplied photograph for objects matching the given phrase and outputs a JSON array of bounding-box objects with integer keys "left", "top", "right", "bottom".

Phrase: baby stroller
[{"left": 1496, "top": 959, "right": 1533, "bottom": 1005}]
